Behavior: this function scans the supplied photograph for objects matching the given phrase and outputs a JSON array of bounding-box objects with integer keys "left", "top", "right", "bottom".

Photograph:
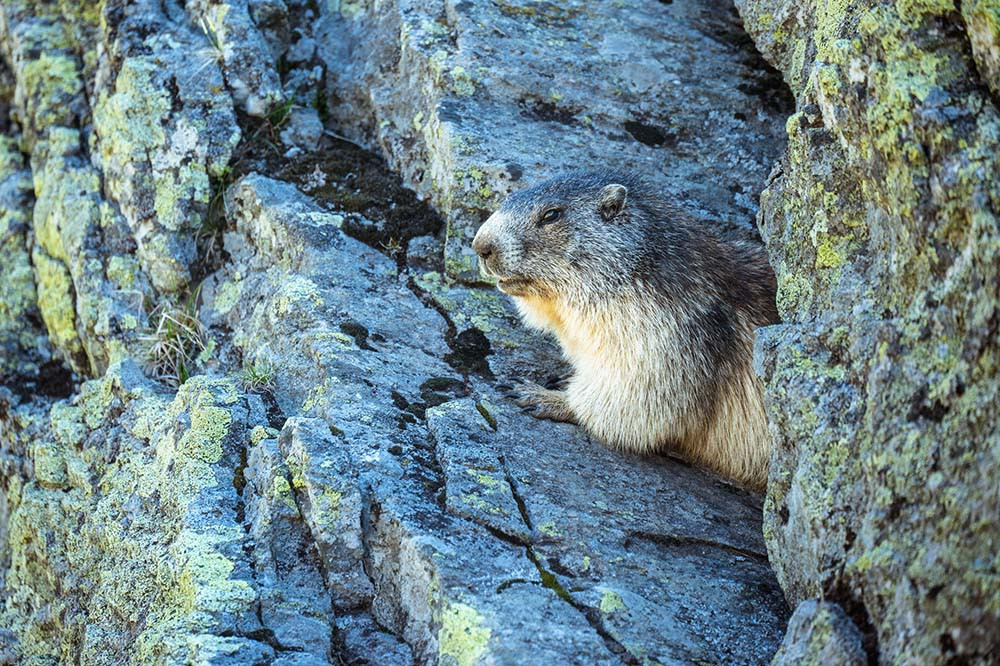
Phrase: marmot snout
[{"left": 473, "top": 170, "right": 779, "bottom": 490}]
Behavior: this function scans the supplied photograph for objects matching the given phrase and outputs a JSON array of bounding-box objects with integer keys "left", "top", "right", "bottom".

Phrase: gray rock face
[
  {"left": 737, "top": 0, "right": 1000, "bottom": 661},
  {"left": 318, "top": 0, "right": 792, "bottom": 278},
  {"left": 93, "top": 0, "right": 243, "bottom": 293},
  {"left": 1, "top": 0, "right": 795, "bottom": 663},
  {"left": 201, "top": 172, "right": 790, "bottom": 663},
  {"left": 771, "top": 601, "right": 867, "bottom": 666},
  {"left": 185, "top": 0, "right": 285, "bottom": 116}
]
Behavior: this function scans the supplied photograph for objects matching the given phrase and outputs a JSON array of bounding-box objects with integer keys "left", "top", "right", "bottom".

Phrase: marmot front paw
[{"left": 508, "top": 382, "right": 577, "bottom": 424}]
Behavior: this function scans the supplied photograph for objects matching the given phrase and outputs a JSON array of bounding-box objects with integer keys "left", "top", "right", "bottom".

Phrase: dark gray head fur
[{"left": 473, "top": 169, "right": 777, "bottom": 324}]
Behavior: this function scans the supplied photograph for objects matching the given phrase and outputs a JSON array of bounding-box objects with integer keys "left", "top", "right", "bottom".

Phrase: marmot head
[{"left": 472, "top": 171, "right": 647, "bottom": 298}]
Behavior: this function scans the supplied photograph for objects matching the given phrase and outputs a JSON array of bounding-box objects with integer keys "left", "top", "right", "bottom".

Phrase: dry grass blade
[{"left": 139, "top": 301, "right": 208, "bottom": 386}]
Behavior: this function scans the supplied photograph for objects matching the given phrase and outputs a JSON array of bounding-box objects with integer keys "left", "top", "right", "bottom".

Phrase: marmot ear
[{"left": 599, "top": 184, "right": 627, "bottom": 221}]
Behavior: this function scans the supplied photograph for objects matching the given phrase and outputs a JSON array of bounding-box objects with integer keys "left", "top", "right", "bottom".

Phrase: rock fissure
[{"left": 624, "top": 529, "right": 770, "bottom": 563}]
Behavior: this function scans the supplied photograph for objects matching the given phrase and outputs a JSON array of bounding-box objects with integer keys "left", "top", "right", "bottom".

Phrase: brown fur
[{"left": 472, "top": 170, "right": 779, "bottom": 490}]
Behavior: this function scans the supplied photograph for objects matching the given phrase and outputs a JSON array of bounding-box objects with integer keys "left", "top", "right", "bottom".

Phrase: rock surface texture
[
  {"left": 320, "top": 0, "right": 791, "bottom": 279},
  {"left": 737, "top": 0, "right": 1000, "bottom": 662},
  {"left": 0, "top": 0, "right": 798, "bottom": 665}
]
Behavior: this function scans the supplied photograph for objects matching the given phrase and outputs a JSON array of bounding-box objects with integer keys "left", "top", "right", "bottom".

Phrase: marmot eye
[{"left": 539, "top": 208, "right": 563, "bottom": 225}]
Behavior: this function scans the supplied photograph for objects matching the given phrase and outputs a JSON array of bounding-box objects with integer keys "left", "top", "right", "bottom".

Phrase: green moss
[{"left": 437, "top": 602, "right": 491, "bottom": 666}]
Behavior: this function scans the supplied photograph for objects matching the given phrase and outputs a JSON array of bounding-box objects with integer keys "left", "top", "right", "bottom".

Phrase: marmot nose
[{"left": 473, "top": 236, "right": 496, "bottom": 261}]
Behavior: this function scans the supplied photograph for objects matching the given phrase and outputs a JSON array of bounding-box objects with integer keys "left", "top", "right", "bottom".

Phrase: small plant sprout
[
  {"left": 380, "top": 236, "right": 403, "bottom": 258},
  {"left": 240, "top": 357, "right": 277, "bottom": 394}
]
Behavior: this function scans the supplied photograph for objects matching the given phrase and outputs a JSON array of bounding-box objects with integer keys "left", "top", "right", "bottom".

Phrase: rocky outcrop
[
  {"left": 198, "top": 171, "right": 790, "bottom": 663},
  {"left": 318, "top": 0, "right": 792, "bottom": 278},
  {"left": 0, "top": 1, "right": 794, "bottom": 664},
  {"left": 737, "top": 0, "right": 1000, "bottom": 662}
]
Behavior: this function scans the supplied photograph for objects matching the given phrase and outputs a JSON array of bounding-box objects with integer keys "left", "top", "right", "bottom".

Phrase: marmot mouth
[{"left": 496, "top": 276, "right": 534, "bottom": 293}]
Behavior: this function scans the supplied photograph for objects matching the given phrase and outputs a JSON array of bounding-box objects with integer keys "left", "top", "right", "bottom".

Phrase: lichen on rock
[
  {"left": 1, "top": 361, "right": 279, "bottom": 662},
  {"left": 319, "top": 0, "right": 792, "bottom": 279},
  {"left": 92, "top": 2, "right": 242, "bottom": 293},
  {"left": 739, "top": 0, "right": 1000, "bottom": 660}
]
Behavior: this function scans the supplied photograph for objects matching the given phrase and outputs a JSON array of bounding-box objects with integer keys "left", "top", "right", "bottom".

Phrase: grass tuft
[{"left": 139, "top": 290, "right": 207, "bottom": 386}]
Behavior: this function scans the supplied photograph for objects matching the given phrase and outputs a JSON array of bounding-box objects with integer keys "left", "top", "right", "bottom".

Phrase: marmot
[{"left": 472, "top": 170, "right": 779, "bottom": 490}]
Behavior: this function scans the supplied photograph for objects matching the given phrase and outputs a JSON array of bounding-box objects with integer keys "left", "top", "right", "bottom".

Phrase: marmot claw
[{"left": 511, "top": 382, "right": 577, "bottom": 424}]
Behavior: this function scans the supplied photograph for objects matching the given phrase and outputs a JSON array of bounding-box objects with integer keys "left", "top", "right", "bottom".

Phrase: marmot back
[{"left": 472, "top": 170, "right": 779, "bottom": 490}]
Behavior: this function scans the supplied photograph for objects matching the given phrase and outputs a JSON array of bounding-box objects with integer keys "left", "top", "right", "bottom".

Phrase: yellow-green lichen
[
  {"left": 275, "top": 274, "right": 323, "bottom": 315},
  {"left": 537, "top": 520, "right": 561, "bottom": 538},
  {"left": 599, "top": 589, "right": 627, "bottom": 614},
  {"left": 2, "top": 364, "right": 264, "bottom": 662},
  {"left": 34, "top": 249, "right": 84, "bottom": 364},
  {"left": 449, "top": 66, "right": 476, "bottom": 96},
  {"left": 20, "top": 52, "right": 83, "bottom": 132},
  {"left": 269, "top": 474, "right": 299, "bottom": 512},
  {"left": 0, "top": 165, "right": 41, "bottom": 368},
  {"left": 438, "top": 602, "right": 491, "bottom": 666},
  {"left": 249, "top": 425, "right": 279, "bottom": 446},
  {"left": 465, "top": 468, "right": 502, "bottom": 488}
]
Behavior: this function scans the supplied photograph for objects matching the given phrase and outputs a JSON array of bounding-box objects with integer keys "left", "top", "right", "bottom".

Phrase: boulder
[{"left": 738, "top": 0, "right": 1000, "bottom": 660}]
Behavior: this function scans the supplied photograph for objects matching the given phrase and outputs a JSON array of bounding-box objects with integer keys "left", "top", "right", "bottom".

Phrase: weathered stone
[
  {"left": 280, "top": 107, "right": 325, "bottom": 150},
  {"left": 94, "top": 0, "right": 242, "bottom": 292},
  {"left": 0, "top": 134, "right": 46, "bottom": 377},
  {"left": 771, "top": 601, "right": 867, "bottom": 666},
  {"left": 203, "top": 173, "right": 789, "bottom": 663},
  {"left": 277, "top": 417, "right": 372, "bottom": 607},
  {"left": 0, "top": 361, "right": 276, "bottom": 662},
  {"left": 244, "top": 427, "right": 335, "bottom": 659},
  {"left": 334, "top": 613, "right": 414, "bottom": 665},
  {"left": 185, "top": 0, "right": 285, "bottom": 116},
  {"left": 431, "top": 397, "right": 789, "bottom": 664},
  {"left": 0, "top": 1, "right": 152, "bottom": 375},
  {"left": 962, "top": 0, "right": 1000, "bottom": 98},
  {"left": 738, "top": 0, "right": 1000, "bottom": 661},
  {"left": 317, "top": 0, "right": 792, "bottom": 279}
]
